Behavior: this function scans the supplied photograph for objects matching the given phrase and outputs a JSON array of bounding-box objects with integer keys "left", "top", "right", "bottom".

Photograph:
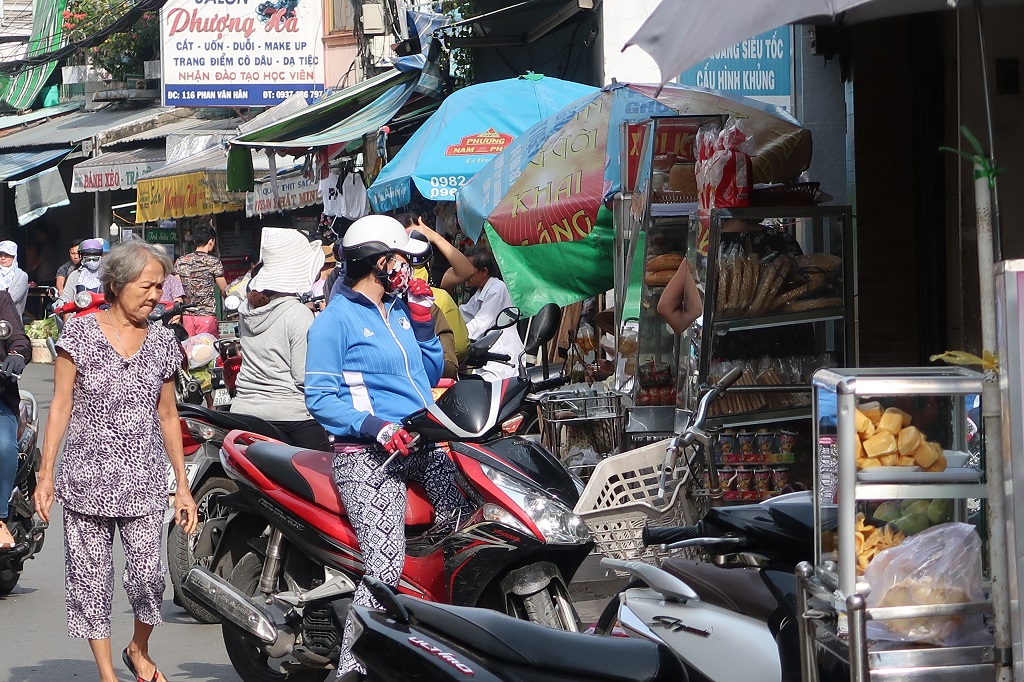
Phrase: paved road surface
[{"left": 2, "top": 362, "right": 623, "bottom": 680}]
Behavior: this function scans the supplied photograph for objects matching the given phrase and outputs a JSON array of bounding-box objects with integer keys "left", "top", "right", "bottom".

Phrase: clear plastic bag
[{"left": 864, "top": 522, "right": 987, "bottom": 646}]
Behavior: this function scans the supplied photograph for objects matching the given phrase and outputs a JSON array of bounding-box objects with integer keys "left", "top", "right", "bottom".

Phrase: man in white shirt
[{"left": 459, "top": 246, "right": 525, "bottom": 381}]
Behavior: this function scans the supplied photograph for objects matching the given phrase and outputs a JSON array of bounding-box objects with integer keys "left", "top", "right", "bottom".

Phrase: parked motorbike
[
  {"left": 53, "top": 289, "right": 106, "bottom": 319},
  {"left": 181, "top": 305, "right": 591, "bottom": 680},
  {"left": 168, "top": 404, "right": 299, "bottom": 624},
  {"left": 0, "top": 389, "right": 45, "bottom": 595}
]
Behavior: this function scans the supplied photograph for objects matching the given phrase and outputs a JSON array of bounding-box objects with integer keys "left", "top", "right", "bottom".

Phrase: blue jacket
[{"left": 305, "top": 283, "right": 443, "bottom": 441}]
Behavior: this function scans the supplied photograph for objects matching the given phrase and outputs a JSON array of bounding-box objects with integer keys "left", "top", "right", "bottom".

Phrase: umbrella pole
[
  {"left": 971, "top": 4, "right": 1011, "bottom": 675},
  {"left": 973, "top": 2, "right": 1002, "bottom": 257},
  {"left": 975, "top": 166, "right": 1012, "bottom": 681}
]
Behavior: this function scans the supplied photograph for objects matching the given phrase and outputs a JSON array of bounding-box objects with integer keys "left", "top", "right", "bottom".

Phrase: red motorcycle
[
  {"left": 53, "top": 290, "right": 106, "bottom": 318},
  {"left": 182, "top": 305, "right": 592, "bottom": 681}
]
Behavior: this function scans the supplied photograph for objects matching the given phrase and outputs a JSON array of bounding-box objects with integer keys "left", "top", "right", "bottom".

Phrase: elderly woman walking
[{"left": 34, "top": 239, "right": 198, "bottom": 682}]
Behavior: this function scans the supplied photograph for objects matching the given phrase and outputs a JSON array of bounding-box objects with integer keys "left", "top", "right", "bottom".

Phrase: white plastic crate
[{"left": 574, "top": 438, "right": 701, "bottom": 564}]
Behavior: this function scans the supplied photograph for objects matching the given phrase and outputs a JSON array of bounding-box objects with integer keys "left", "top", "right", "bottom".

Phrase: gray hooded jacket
[{"left": 229, "top": 296, "right": 314, "bottom": 422}]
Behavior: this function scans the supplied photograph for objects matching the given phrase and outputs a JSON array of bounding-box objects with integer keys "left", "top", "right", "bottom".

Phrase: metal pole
[
  {"left": 975, "top": 167, "right": 1013, "bottom": 682},
  {"left": 796, "top": 562, "right": 816, "bottom": 682},
  {"left": 973, "top": 2, "right": 1002, "bottom": 258},
  {"left": 846, "top": 593, "right": 869, "bottom": 682}
]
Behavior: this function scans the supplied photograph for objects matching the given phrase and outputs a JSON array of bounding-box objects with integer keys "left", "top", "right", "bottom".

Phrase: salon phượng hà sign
[
  {"left": 160, "top": 0, "right": 325, "bottom": 107},
  {"left": 136, "top": 172, "right": 241, "bottom": 223},
  {"left": 245, "top": 174, "right": 319, "bottom": 217},
  {"left": 678, "top": 26, "right": 793, "bottom": 111},
  {"left": 487, "top": 98, "right": 606, "bottom": 247}
]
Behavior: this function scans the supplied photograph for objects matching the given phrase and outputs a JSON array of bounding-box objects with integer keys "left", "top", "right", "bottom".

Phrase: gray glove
[{"left": 0, "top": 353, "right": 25, "bottom": 378}]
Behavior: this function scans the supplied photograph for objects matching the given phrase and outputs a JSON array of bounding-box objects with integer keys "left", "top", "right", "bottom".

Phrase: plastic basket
[{"left": 573, "top": 439, "right": 702, "bottom": 564}]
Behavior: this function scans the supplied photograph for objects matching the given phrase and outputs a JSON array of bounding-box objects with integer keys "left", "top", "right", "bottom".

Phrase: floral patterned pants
[
  {"left": 332, "top": 443, "right": 470, "bottom": 676},
  {"left": 63, "top": 508, "right": 165, "bottom": 639}
]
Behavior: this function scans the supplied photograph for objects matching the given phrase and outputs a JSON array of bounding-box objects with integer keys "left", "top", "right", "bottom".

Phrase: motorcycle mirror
[
  {"left": 224, "top": 294, "right": 243, "bottom": 312},
  {"left": 523, "top": 303, "right": 561, "bottom": 355},
  {"left": 147, "top": 304, "right": 167, "bottom": 321},
  {"left": 493, "top": 307, "right": 520, "bottom": 330},
  {"left": 467, "top": 329, "right": 502, "bottom": 359},
  {"left": 0, "top": 320, "right": 11, "bottom": 340}
]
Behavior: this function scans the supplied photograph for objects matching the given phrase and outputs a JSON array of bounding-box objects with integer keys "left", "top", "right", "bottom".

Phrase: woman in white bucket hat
[{"left": 229, "top": 227, "right": 330, "bottom": 450}]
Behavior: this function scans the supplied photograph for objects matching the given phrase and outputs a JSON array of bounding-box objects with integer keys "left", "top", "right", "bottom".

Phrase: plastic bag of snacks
[
  {"left": 865, "top": 522, "right": 987, "bottom": 646},
  {"left": 696, "top": 119, "right": 754, "bottom": 210}
]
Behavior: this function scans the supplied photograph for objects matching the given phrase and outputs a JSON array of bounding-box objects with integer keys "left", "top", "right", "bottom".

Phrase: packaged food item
[
  {"left": 753, "top": 467, "right": 772, "bottom": 492},
  {"left": 779, "top": 430, "right": 797, "bottom": 454},
  {"left": 770, "top": 466, "right": 790, "bottom": 491},
  {"left": 755, "top": 430, "right": 775, "bottom": 456},
  {"left": 734, "top": 467, "right": 753, "bottom": 491},
  {"left": 737, "top": 431, "right": 755, "bottom": 455},
  {"left": 716, "top": 466, "right": 735, "bottom": 490}
]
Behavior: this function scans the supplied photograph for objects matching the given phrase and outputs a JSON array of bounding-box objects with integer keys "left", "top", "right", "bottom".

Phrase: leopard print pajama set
[{"left": 54, "top": 315, "right": 183, "bottom": 639}]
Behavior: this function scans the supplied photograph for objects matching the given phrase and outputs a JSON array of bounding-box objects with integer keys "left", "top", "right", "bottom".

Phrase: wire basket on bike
[
  {"left": 541, "top": 389, "right": 624, "bottom": 482},
  {"left": 574, "top": 438, "right": 707, "bottom": 565}
]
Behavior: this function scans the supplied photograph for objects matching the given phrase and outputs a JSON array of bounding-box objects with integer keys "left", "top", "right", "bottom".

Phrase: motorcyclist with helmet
[
  {"left": 304, "top": 214, "right": 472, "bottom": 679},
  {"left": 55, "top": 238, "right": 106, "bottom": 320}
]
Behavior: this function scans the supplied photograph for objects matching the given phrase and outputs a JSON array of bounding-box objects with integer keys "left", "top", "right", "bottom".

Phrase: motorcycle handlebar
[
  {"left": 690, "top": 366, "right": 744, "bottom": 432},
  {"left": 532, "top": 375, "right": 568, "bottom": 392},
  {"left": 482, "top": 352, "right": 511, "bottom": 363},
  {"left": 642, "top": 523, "right": 704, "bottom": 547}
]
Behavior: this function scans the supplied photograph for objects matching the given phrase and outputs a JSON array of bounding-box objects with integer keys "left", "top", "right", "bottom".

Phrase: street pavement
[{"left": 2, "top": 361, "right": 624, "bottom": 681}]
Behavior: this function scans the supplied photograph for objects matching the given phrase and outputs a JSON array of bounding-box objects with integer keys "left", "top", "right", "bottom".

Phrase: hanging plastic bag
[{"left": 864, "top": 522, "right": 988, "bottom": 646}]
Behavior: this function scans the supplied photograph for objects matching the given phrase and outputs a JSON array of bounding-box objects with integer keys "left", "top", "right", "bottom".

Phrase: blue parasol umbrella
[{"left": 367, "top": 73, "right": 597, "bottom": 212}]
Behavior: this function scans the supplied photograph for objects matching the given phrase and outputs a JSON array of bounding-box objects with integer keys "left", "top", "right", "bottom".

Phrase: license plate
[
  {"left": 167, "top": 462, "right": 200, "bottom": 494},
  {"left": 212, "top": 388, "right": 232, "bottom": 407}
]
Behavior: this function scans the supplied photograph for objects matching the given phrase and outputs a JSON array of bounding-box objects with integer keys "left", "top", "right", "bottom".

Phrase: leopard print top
[{"left": 54, "top": 314, "right": 183, "bottom": 517}]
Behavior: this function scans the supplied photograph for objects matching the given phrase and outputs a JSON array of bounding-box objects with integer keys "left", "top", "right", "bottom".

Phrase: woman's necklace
[{"left": 106, "top": 310, "right": 140, "bottom": 358}]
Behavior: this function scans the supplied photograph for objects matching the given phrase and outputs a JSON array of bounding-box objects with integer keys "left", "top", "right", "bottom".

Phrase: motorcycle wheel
[
  {"left": 0, "top": 567, "right": 21, "bottom": 595},
  {"left": 222, "top": 552, "right": 329, "bottom": 682},
  {"left": 168, "top": 476, "right": 237, "bottom": 623},
  {"left": 508, "top": 580, "right": 580, "bottom": 631}
]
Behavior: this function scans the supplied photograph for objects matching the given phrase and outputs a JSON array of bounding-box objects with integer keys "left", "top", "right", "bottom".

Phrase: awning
[
  {"left": 438, "top": 0, "right": 596, "bottom": 47},
  {"left": 71, "top": 147, "right": 165, "bottom": 193},
  {"left": 0, "top": 103, "right": 174, "bottom": 149},
  {"left": 0, "top": 0, "right": 67, "bottom": 111},
  {"left": 0, "top": 148, "right": 73, "bottom": 182},
  {"left": 230, "top": 69, "right": 417, "bottom": 149},
  {"left": 136, "top": 145, "right": 276, "bottom": 223}
]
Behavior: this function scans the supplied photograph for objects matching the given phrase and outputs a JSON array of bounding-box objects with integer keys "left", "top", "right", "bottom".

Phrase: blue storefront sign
[{"left": 679, "top": 27, "right": 793, "bottom": 111}]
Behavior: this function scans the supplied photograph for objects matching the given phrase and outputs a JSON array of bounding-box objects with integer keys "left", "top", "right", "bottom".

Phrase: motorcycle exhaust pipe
[{"left": 182, "top": 567, "right": 280, "bottom": 644}]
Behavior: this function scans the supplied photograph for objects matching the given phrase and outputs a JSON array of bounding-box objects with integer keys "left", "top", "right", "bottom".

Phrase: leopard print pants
[
  {"left": 333, "top": 443, "right": 470, "bottom": 676},
  {"left": 63, "top": 508, "right": 165, "bottom": 639}
]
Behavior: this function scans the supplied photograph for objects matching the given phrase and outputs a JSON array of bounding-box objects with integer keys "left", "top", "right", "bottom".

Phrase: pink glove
[
  {"left": 377, "top": 423, "right": 415, "bottom": 456},
  {"left": 407, "top": 278, "right": 434, "bottom": 324}
]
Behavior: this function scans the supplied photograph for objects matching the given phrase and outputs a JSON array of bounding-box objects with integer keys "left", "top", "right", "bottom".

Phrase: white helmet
[{"left": 341, "top": 214, "right": 430, "bottom": 262}]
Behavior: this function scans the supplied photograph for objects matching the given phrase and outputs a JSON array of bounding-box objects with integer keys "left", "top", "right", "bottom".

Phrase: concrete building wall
[{"left": 599, "top": 0, "right": 662, "bottom": 85}]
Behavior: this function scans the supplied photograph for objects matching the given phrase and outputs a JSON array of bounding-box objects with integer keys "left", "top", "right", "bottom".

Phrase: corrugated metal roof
[
  {"left": 0, "top": 148, "right": 71, "bottom": 181},
  {"left": 0, "top": 104, "right": 171, "bottom": 149},
  {"left": 139, "top": 145, "right": 273, "bottom": 180},
  {"left": 74, "top": 146, "right": 165, "bottom": 169},
  {"left": 0, "top": 102, "right": 81, "bottom": 132},
  {"left": 110, "top": 114, "right": 243, "bottom": 145}
]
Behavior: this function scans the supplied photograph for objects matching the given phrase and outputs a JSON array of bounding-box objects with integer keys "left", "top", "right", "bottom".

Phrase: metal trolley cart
[
  {"left": 797, "top": 367, "right": 994, "bottom": 682},
  {"left": 540, "top": 388, "right": 625, "bottom": 480}
]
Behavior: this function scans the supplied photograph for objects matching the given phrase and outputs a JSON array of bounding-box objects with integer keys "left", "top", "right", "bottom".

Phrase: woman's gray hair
[{"left": 100, "top": 238, "right": 173, "bottom": 301}]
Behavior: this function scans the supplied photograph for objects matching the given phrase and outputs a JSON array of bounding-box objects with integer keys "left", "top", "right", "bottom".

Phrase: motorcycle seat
[
  {"left": 177, "top": 403, "right": 291, "bottom": 444},
  {"left": 661, "top": 557, "right": 778, "bottom": 623},
  {"left": 244, "top": 442, "right": 435, "bottom": 527},
  {"left": 399, "top": 596, "right": 686, "bottom": 682}
]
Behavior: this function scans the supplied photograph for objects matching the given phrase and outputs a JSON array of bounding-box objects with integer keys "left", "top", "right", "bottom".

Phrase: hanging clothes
[{"left": 320, "top": 170, "right": 369, "bottom": 220}]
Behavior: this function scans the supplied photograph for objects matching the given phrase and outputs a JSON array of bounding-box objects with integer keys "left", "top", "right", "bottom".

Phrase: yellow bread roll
[
  {"left": 897, "top": 426, "right": 923, "bottom": 456},
  {"left": 863, "top": 431, "right": 897, "bottom": 458},
  {"left": 646, "top": 253, "right": 685, "bottom": 272},
  {"left": 854, "top": 409, "right": 872, "bottom": 434},
  {"left": 913, "top": 440, "right": 939, "bottom": 468},
  {"left": 859, "top": 400, "right": 883, "bottom": 424},
  {"left": 897, "top": 455, "right": 917, "bottom": 467},
  {"left": 879, "top": 454, "right": 899, "bottom": 466},
  {"left": 859, "top": 457, "right": 881, "bottom": 469},
  {"left": 924, "top": 451, "right": 947, "bottom": 473},
  {"left": 877, "top": 408, "right": 904, "bottom": 435}
]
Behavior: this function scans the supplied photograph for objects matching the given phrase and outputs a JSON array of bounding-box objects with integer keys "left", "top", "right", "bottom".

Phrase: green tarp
[{"left": 0, "top": 0, "right": 68, "bottom": 111}]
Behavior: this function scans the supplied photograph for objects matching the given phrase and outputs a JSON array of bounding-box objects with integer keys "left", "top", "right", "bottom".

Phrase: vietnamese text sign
[
  {"left": 72, "top": 160, "right": 164, "bottom": 193},
  {"left": 160, "top": 0, "right": 325, "bottom": 107},
  {"left": 137, "top": 172, "right": 241, "bottom": 223},
  {"left": 678, "top": 27, "right": 793, "bottom": 111},
  {"left": 245, "top": 174, "right": 319, "bottom": 216}
]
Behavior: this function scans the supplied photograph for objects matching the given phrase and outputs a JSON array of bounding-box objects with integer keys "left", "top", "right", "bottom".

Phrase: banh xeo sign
[
  {"left": 160, "top": 0, "right": 325, "bottom": 107},
  {"left": 71, "top": 160, "right": 164, "bottom": 193}
]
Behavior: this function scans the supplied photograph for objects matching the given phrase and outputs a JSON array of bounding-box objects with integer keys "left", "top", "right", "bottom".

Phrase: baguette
[
  {"left": 715, "top": 260, "right": 728, "bottom": 314},
  {"left": 782, "top": 297, "right": 844, "bottom": 313},
  {"left": 747, "top": 257, "right": 784, "bottom": 315},
  {"left": 743, "top": 255, "right": 760, "bottom": 311},
  {"left": 795, "top": 253, "right": 842, "bottom": 273},
  {"left": 646, "top": 253, "right": 685, "bottom": 272},
  {"left": 769, "top": 272, "right": 828, "bottom": 310},
  {"left": 736, "top": 257, "right": 751, "bottom": 314}
]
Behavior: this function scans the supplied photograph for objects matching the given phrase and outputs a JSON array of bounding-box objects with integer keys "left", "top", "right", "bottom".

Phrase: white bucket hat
[{"left": 249, "top": 227, "right": 325, "bottom": 295}]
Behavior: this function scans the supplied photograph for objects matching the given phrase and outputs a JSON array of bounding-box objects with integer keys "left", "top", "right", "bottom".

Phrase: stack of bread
[
  {"left": 713, "top": 245, "right": 844, "bottom": 318},
  {"left": 855, "top": 402, "right": 947, "bottom": 472},
  {"left": 643, "top": 253, "right": 685, "bottom": 287}
]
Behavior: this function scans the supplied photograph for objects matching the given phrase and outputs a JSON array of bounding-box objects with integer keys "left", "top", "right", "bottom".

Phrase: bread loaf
[
  {"left": 877, "top": 408, "right": 904, "bottom": 435},
  {"left": 644, "top": 270, "right": 674, "bottom": 286},
  {"left": 913, "top": 441, "right": 939, "bottom": 468},
  {"left": 795, "top": 253, "right": 843, "bottom": 272},
  {"left": 782, "top": 297, "right": 844, "bottom": 313},
  {"left": 859, "top": 401, "right": 883, "bottom": 424},
  {"left": 897, "top": 426, "right": 923, "bottom": 455},
  {"left": 646, "top": 253, "right": 685, "bottom": 272},
  {"left": 770, "top": 272, "right": 828, "bottom": 310},
  {"left": 854, "top": 409, "right": 873, "bottom": 434}
]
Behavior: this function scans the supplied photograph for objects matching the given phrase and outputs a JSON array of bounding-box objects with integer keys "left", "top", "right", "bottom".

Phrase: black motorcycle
[{"left": 0, "top": 389, "right": 45, "bottom": 594}]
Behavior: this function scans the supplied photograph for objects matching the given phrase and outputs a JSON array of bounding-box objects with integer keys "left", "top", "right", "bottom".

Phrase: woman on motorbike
[
  {"left": 304, "top": 214, "right": 472, "bottom": 679},
  {"left": 230, "top": 228, "right": 330, "bottom": 450},
  {"left": 0, "top": 290, "right": 28, "bottom": 549}
]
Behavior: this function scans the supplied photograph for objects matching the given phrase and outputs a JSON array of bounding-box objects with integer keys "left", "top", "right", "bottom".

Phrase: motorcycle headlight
[
  {"left": 74, "top": 291, "right": 94, "bottom": 309},
  {"left": 481, "top": 465, "right": 591, "bottom": 545}
]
